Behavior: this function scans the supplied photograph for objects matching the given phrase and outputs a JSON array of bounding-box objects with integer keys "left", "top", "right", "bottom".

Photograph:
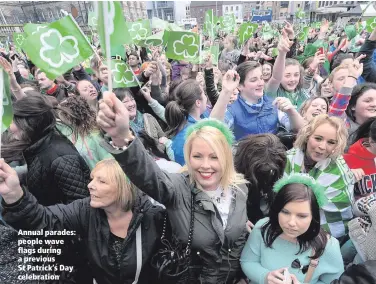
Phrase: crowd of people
[{"left": 1, "top": 15, "right": 376, "bottom": 284}]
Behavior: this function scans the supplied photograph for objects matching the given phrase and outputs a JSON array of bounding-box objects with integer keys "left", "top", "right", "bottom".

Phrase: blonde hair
[
  {"left": 91, "top": 159, "right": 136, "bottom": 211},
  {"left": 294, "top": 114, "right": 348, "bottom": 160},
  {"left": 182, "top": 126, "right": 247, "bottom": 192},
  {"left": 329, "top": 64, "right": 349, "bottom": 83}
]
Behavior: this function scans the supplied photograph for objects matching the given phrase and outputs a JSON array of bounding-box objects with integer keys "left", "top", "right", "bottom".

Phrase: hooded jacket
[
  {"left": 343, "top": 139, "right": 376, "bottom": 199},
  {"left": 2, "top": 190, "right": 164, "bottom": 284}
]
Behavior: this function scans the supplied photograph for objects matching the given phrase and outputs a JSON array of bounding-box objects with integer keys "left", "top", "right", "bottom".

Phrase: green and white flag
[
  {"left": 295, "top": 9, "right": 305, "bottom": 20},
  {"left": 197, "top": 45, "right": 219, "bottom": 65},
  {"left": 221, "top": 14, "right": 236, "bottom": 33},
  {"left": 366, "top": 16, "right": 376, "bottom": 33},
  {"left": 110, "top": 59, "right": 139, "bottom": 88},
  {"left": 127, "top": 20, "right": 152, "bottom": 43},
  {"left": 23, "top": 23, "right": 49, "bottom": 36},
  {"left": 203, "top": 9, "right": 215, "bottom": 38},
  {"left": 152, "top": 17, "right": 169, "bottom": 30},
  {"left": 168, "top": 22, "right": 185, "bottom": 32},
  {"left": 297, "top": 27, "right": 309, "bottom": 42},
  {"left": 0, "top": 69, "right": 13, "bottom": 133},
  {"left": 95, "top": 0, "right": 131, "bottom": 55},
  {"left": 166, "top": 31, "right": 199, "bottom": 63},
  {"left": 22, "top": 15, "right": 94, "bottom": 80},
  {"left": 238, "top": 23, "right": 258, "bottom": 44},
  {"left": 137, "top": 31, "right": 167, "bottom": 48},
  {"left": 88, "top": 11, "right": 98, "bottom": 30},
  {"left": 345, "top": 25, "right": 357, "bottom": 41},
  {"left": 13, "top": 32, "right": 26, "bottom": 50},
  {"left": 261, "top": 22, "right": 273, "bottom": 41}
]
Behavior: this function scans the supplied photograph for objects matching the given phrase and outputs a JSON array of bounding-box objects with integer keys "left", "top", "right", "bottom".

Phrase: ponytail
[{"left": 165, "top": 101, "right": 187, "bottom": 138}]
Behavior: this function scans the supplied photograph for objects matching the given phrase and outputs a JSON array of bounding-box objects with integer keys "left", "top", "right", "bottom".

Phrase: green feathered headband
[
  {"left": 273, "top": 173, "right": 328, "bottom": 208},
  {"left": 185, "top": 118, "right": 235, "bottom": 145}
]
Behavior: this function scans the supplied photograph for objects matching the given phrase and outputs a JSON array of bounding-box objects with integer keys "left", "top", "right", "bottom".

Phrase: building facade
[
  {"left": 222, "top": 2, "right": 243, "bottom": 21},
  {"left": 146, "top": 1, "right": 175, "bottom": 22},
  {"left": 190, "top": 1, "right": 222, "bottom": 26}
]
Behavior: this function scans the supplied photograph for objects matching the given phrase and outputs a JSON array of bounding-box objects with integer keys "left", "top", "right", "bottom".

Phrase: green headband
[
  {"left": 273, "top": 173, "right": 328, "bottom": 208},
  {"left": 185, "top": 118, "right": 235, "bottom": 145}
]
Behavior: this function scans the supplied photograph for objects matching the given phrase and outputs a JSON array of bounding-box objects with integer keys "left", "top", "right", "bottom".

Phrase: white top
[{"left": 204, "top": 187, "right": 232, "bottom": 229}]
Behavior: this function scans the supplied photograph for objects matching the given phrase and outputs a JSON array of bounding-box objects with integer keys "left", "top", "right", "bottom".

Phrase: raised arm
[
  {"left": 210, "top": 70, "right": 239, "bottom": 121},
  {"left": 359, "top": 26, "right": 376, "bottom": 83},
  {"left": 0, "top": 56, "right": 26, "bottom": 100},
  {"left": 0, "top": 160, "right": 86, "bottom": 234},
  {"left": 265, "top": 29, "right": 293, "bottom": 95},
  {"left": 96, "top": 91, "right": 185, "bottom": 206}
]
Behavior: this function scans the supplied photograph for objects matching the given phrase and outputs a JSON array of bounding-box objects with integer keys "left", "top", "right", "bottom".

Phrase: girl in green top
[{"left": 265, "top": 22, "right": 325, "bottom": 108}]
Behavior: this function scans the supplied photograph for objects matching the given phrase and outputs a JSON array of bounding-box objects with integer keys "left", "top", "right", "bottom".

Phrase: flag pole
[{"left": 102, "top": 1, "right": 113, "bottom": 93}]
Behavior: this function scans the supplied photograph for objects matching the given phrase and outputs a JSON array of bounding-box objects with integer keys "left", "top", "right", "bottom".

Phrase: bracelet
[
  {"left": 348, "top": 76, "right": 358, "bottom": 80},
  {"left": 109, "top": 136, "right": 134, "bottom": 151}
]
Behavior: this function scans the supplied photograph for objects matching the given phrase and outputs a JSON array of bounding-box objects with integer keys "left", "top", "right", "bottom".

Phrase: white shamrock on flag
[
  {"left": 173, "top": 34, "right": 199, "bottom": 59},
  {"left": 91, "top": 16, "right": 98, "bottom": 27},
  {"left": 145, "top": 38, "right": 163, "bottom": 47},
  {"left": 130, "top": 23, "right": 148, "bottom": 41},
  {"left": 31, "top": 25, "right": 48, "bottom": 35},
  {"left": 16, "top": 34, "right": 25, "bottom": 46},
  {"left": 39, "top": 29, "right": 80, "bottom": 68},
  {"left": 112, "top": 62, "right": 135, "bottom": 84}
]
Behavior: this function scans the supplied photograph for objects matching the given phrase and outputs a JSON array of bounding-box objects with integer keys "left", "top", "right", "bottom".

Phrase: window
[
  {"left": 297, "top": 4, "right": 300, "bottom": 8},
  {"left": 280, "top": 12, "right": 283, "bottom": 16},
  {"left": 226, "top": 7, "right": 228, "bottom": 12},
  {"left": 236, "top": 6, "right": 239, "bottom": 11},
  {"left": 231, "top": 6, "right": 233, "bottom": 11}
]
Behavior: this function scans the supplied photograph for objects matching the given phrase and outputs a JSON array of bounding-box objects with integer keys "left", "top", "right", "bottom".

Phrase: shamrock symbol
[
  {"left": 296, "top": 10, "right": 305, "bottom": 19},
  {"left": 39, "top": 29, "right": 80, "bottom": 69},
  {"left": 145, "top": 38, "right": 163, "bottom": 47},
  {"left": 173, "top": 34, "right": 199, "bottom": 59},
  {"left": 91, "top": 16, "right": 98, "bottom": 27},
  {"left": 15, "top": 34, "right": 25, "bottom": 46},
  {"left": 242, "top": 25, "right": 256, "bottom": 43},
  {"left": 367, "top": 17, "right": 376, "bottom": 32},
  {"left": 223, "top": 14, "right": 234, "bottom": 27},
  {"left": 112, "top": 62, "right": 135, "bottom": 85},
  {"left": 129, "top": 23, "right": 148, "bottom": 41},
  {"left": 31, "top": 25, "right": 48, "bottom": 35}
]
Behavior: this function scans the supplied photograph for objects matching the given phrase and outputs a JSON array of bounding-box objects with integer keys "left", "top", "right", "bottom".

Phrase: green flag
[
  {"left": 366, "top": 17, "right": 376, "bottom": 33},
  {"left": 221, "top": 14, "right": 236, "bottom": 33},
  {"left": 311, "top": 22, "right": 321, "bottom": 29},
  {"left": 152, "top": 17, "right": 169, "bottom": 30},
  {"left": 168, "top": 22, "right": 185, "bottom": 32},
  {"left": 13, "top": 32, "right": 26, "bottom": 51},
  {"left": 166, "top": 31, "right": 199, "bottom": 63},
  {"left": 23, "top": 23, "right": 49, "bottom": 36},
  {"left": 345, "top": 25, "right": 356, "bottom": 41},
  {"left": 22, "top": 15, "right": 94, "bottom": 80},
  {"left": 95, "top": 0, "right": 131, "bottom": 55},
  {"left": 297, "top": 27, "right": 309, "bottom": 42},
  {"left": 203, "top": 9, "right": 215, "bottom": 38},
  {"left": 295, "top": 9, "right": 305, "bottom": 20},
  {"left": 198, "top": 45, "right": 219, "bottom": 65},
  {"left": 262, "top": 22, "right": 274, "bottom": 41},
  {"left": 127, "top": 20, "right": 152, "bottom": 43},
  {"left": 137, "top": 31, "right": 167, "bottom": 48},
  {"left": 0, "top": 69, "right": 13, "bottom": 133},
  {"left": 88, "top": 11, "right": 98, "bottom": 30},
  {"left": 238, "top": 23, "right": 258, "bottom": 44},
  {"left": 110, "top": 59, "right": 139, "bottom": 88}
]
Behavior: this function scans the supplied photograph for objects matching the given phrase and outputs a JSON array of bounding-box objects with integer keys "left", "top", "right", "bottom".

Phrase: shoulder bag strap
[{"left": 132, "top": 226, "right": 142, "bottom": 284}]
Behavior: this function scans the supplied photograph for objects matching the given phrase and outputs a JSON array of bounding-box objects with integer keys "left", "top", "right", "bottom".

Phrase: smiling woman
[{"left": 284, "top": 114, "right": 354, "bottom": 240}]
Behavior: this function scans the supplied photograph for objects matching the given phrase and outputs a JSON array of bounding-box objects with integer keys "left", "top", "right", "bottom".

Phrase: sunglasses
[{"left": 291, "top": 259, "right": 309, "bottom": 274}]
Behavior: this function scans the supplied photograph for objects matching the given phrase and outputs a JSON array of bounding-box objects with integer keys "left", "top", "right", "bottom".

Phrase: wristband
[{"left": 348, "top": 76, "right": 358, "bottom": 81}]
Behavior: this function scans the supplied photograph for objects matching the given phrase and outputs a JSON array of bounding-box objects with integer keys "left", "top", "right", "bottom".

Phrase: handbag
[{"left": 151, "top": 193, "right": 195, "bottom": 284}]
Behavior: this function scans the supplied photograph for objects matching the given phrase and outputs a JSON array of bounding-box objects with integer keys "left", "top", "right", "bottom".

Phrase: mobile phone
[
  {"left": 318, "top": 47, "right": 324, "bottom": 55},
  {"left": 283, "top": 268, "right": 292, "bottom": 284}
]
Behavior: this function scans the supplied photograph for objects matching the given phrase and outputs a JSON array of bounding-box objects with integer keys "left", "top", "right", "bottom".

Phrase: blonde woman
[
  {"left": 96, "top": 91, "right": 249, "bottom": 283},
  {"left": 284, "top": 114, "right": 354, "bottom": 240},
  {"left": 0, "top": 159, "right": 164, "bottom": 284}
]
